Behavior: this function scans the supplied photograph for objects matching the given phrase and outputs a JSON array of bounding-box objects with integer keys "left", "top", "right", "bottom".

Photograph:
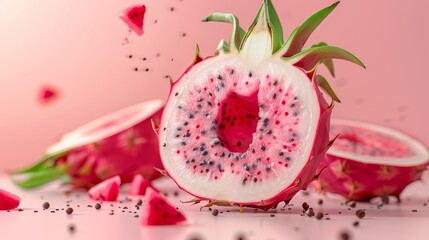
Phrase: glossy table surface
[{"left": 1, "top": 173, "right": 429, "bottom": 240}]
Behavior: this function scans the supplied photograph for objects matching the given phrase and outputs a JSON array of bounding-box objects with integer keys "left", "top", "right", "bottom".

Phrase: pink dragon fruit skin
[
  {"left": 128, "top": 174, "right": 154, "bottom": 196},
  {"left": 13, "top": 100, "right": 164, "bottom": 189},
  {"left": 312, "top": 119, "right": 429, "bottom": 201}
]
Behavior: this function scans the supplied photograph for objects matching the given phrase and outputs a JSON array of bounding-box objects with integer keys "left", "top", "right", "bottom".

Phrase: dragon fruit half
[
  {"left": 157, "top": 0, "right": 365, "bottom": 210},
  {"left": 312, "top": 119, "right": 429, "bottom": 201},
  {"left": 13, "top": 100, "right": 164, "bottom": 189}
]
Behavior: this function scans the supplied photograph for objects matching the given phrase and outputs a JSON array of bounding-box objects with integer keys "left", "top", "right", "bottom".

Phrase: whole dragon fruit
[
  {"left": 13, "top": 100, "right": 164, "bottom": 189},
  {"left": 312, "top": 119, "right": 429, "bottom": 201},
  {"left": 158, "top": 0, "right": 364, "bottom": 210}
]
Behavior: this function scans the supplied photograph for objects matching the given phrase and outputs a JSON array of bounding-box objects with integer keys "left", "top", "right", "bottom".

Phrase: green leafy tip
[
  {"left": 202, "top": 13, "right": 245, "bottom": 52},
  {"left": 12, "top": 164, "right": 69, "bottom": 189},
  {"left": 308, "top": 42, "right": 335, "bottom": 77},
  {"left": 280, "top": 1, "right": 340, "bottom": 57},
  {"left": 316, "top": 74, "right": 341, "bottom": 102},
  {"left": 214, "top": 39, "right": 230, "bottom": 55},
  {"left": 193, "top": 44, "right": 203, "bottom": 64},
  {"left": 285, "top": 45, "right": 366, "bottom": 73},
  {"left": 240, "top": 0, "right": 284, "bottom": 53}
]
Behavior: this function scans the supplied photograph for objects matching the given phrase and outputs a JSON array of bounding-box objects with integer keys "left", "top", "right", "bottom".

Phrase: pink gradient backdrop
[{"left": 0, "top": 0, "right": 428, "bottom": 172}]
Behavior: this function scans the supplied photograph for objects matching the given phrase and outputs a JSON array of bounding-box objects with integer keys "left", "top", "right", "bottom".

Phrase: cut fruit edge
[
  {"left": 11, "top": 99, "right": 164, "bottom": 188},
  {"left": 328, "top": 119, "right": 429, "bottom": 166}
]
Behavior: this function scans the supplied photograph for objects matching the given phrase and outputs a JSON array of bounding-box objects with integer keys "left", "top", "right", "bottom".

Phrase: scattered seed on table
[
  {"left": 356, "top": 209, "right": 365, "bottom": 219},
  {"left": 51, "top": 211, "right": 55, "bottom": 213},
  {"left": 307, "top": 208, "right": 315, "bottom": 217},
  {"left": 318, "top": 199, "right": 323, "bottom": 205},
  {"left": 68, "top": 224, "right": 76, "bottom": 234},
  {"left": 109, "top": 212, "right": 114, "bottom": 215},
  {"left": 212, "top": 209, "right": 219, "bottom": 216},
  {"left": 43, "top": 202, "right": 50, "bottom": 209},
  {"left": 302, "top": 202, "right": 309, "bottom": 212},
  {"left": 353, "top": 221, "right": 359, "bottom": 227},
  {"left": 134, "top": 215, "right": 139, "bottom": 218},
  {"left": 316, "top": 212, "right": 324, "bottom": 220},
  {"left": 339, "top": 230, "right": 351, "bottom": 240},
  {"left": 95, "top": 203, "right": 101, "bottom": 210},
  {"left": 350, "top": 201, "right": 357, "bottom": 208},
  {"left": 66, "top": 208, "right": 74, "bottom": 215},
  {"left": 136, "top": 199, "right": 142, "bottom": 206},
  {"left": 236, "top": 233, "right": 247, "bottom": 240},
  {"left": 270, "top": 214, "right": 275, "bottom": 217},
  {"left": 412, "top": 209, "right": 418, "bottom": 212},
  {"left": 34, "top": 210, "right": 38, "bottom": 213}
]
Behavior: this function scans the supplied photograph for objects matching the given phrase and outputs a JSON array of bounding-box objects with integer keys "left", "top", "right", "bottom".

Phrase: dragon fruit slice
[
  {"left": 312, "top": 119, "right": 429, "bottom": 201},
  {"left": 13, "top": 100, "right": 164, "bottom": 189},
  {"left": 119, "top": 5, "right": 146, "bottom": 36},
  {"left": 0, "top": 189, "right": 21, "bottom": 210},
  {"left": 39, "top": 85, "right": 58, "bottom": 104},
  {"left": 128, "top": 174, "right": 156, "bottom": 196},
  {"left": 140, "top": 188, "right": 186, "bottom": 226},
  {"left": 88, "top": 175, "right": 121, "bottom": 201},
  {"left": 158, "top": 1, "right": 365, "bottom": 210}
]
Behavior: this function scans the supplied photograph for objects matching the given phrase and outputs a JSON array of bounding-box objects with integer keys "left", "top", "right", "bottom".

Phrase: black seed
[
  {"left": 259, "top": 104, "right": 265, "bottom": 109},
  {"left": 350, "top": 201, "right": 357, "bottom": 208},
  {"left": 318, "top": 199, "right": 323, "bottom": 205},
  {"left": 356, "top": 209, "right": 365, "bottom": 218},
  {"left": 217, "top": 164, "right": 222, "bottom": 172},
  {"left": 199, "top": 160, "right": 207, "bottom": 166},
  {"left": 197, "top": 104, "right": 202, "bottom": 109},
  {"left": 291, "top": 103, "right": 296, "bottom": 108},
  {"left": 212, "top": 209, "right": 219, "bottom": 216},
  {"left": 214, "top": 140, "right": 221, "bottom": 145},
  {"left": 177, "top": 127, "right": 182, "bottom": 131},
  {"left": 136, "top": 199, "right": 143, "bottom": 206},
  {"left": 251, "top": 163, "right": 257, "bottom": 169},
  {"left": 243, "top": 164, "right": 250, "bottom": 171},
  {"left": 217, "top": 75, "right": 223, "bottom": 80},
  {"left": 163, "top": 143, "right": 166, "bottom": 147},
  {"left": 230, "top": 69, "right": 235, "bottom": 74},
  {"left": 189, "top": 114, "right": 194, "bottom": 119},
  {"left": 272, "top": 93, "right": 277, "bottom": 99},
  {"left": 202, "top": 151, "right": 208, "bottom": 156},
  {"left": 205, "top": 169, "right": 209, "bottom": 172},
  {"left": 302, "top": 202, "right": 309, "bottom": 211},
  {"left": 265, "top": 165, "right": 271, "bottom": 172},
  {"left": 270, "top": 214, "right": 275, "bottom": 217},
  {"left": 220, "top": 152, "right": 225, "bottom": 157},
  {"left": 353, "top": 221, "right": 360, "bottom": 227},
  {"left": 293, "top": 112, "right": 299, "bottom": 117},
  {"left": 208, "top": 160, "right": 214, "bottom": 166},
  {"left": 95, "top": 203, "right": 101, "bottom": 210},
  {"left": 267, "top": 130, "right": 272, "bottom": 135},
  {"left": 249, "top": 72, "right": 253, "bottom": 77},
  {"left": 294, "top": 96, "right": 298, "bottom": 100},
  {"left": 412, "top": 209, "right": 418, "bottom": 212},
  {"left": 145, "top": 68, "right": 149, "bottom": 72},
  {"left": 316, "top": 212, "right": 324, "bottom": 220},
  {"left": 261, "top": 146, "right": 266, "bottom": 151},
  {"left": 178, "top": 106, "right": 183, "bottom": 109},
  {"left": 289, "top": 138, "right": 295, "bottom": 142},
  {"left": 66, "top": 208, "right": 73, "bottom": 215},
  {"left": 242, "top": 178, "right": 248, "bottom": 185},
  {"left": 273, "top": 80, "right": 278, "bottom": 86},
  {"left": 207, "top": 101, "right": 213, "bottom": 106},
  {"left": 278, "top": 152, "right": 284, "bottom": 156},
  {"left": 285, "top": 157, "right": 291, "bottom": 161},
  {"left": 252, "top": 149, "right": 256, "bottom": 154},
  {"left": 183, "top": 122, "right": 188, "bottom": 126},
  {"left": 256, "top": 158, "right": 262, "bottom": 162},
  {"left": 253, "top": 178, "right": 258, "bottom": 183},
  {"left": 184, "top": 133, "right": 191, "bottom": 137},
  {"left": 210, "top": 126, "right": 216, "bottom": 131},
  {"left": 175, "top": 134, "right": 180, "bottom": 138},
  {"left": 174, "top": 92, "right": 179, "bottom": 96},
  {"left": 43, "top": 202, "right": 50, "bottom": 209},
  {"left": 339, "top": 231, "right": 350, "bottom": 240},
  {"left": 134, "top": 67, "right": 138, "bottom": 71},
  {"left": 181, "top": 142, "right": 187, "bottom": 146},
  {"left": 191, "top": 159, "right": 196, "bottom": 163},
  {"left": 68, "top": 224, "right": 76, "bottom": 234}
]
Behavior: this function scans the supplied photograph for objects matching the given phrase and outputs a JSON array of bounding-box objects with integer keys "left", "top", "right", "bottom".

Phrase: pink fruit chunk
[
  {"left": 312, "top": 119, "right": 429, "bottom": 201},
  {"left": 140, "top": 188, "right": 186, "bottom": 226},
  {"left": 39, "top": 85, "right": 58, "bottom": 104},
  {"left": 119, "top": 5, "right": 146, "bottom": 36},
  {"left": 0, "top": 189, "right": 21, "bottom": 210},
  {"left": 128, "top": 174, "right": 154, "bottom": 196},
  {"left": 158, "top": 1, "right": 364, "bottom": 210},
  {"left": 13, "top": 100, "right": 164, "bottom": 189},
  {"left": 88, "top": 176, "right": 121, "bottom": 201}
]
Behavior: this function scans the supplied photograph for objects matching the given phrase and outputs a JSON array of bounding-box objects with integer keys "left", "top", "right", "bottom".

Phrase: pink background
[{"left": 0, "top": 0, "right": 428, "bottom": 172}]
